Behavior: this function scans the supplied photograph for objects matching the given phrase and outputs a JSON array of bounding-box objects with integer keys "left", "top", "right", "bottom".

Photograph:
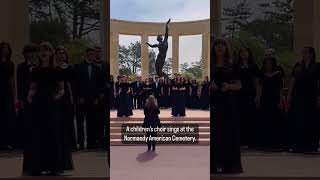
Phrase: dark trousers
[
  {"left": 97, "top": 98, "right": 107, "bottom": 148},
  {"left": 64, "top": 104, "right": 77, "bottom": 150},
  {"left": 76, "top": 98, "right": 97, "bottom": 149},
  {"left": 147, "top": 132, "right": 157, "bottom": 150},
  {"left": 0, "top": 104, "right": 14, "bottom": 149},
  {"left": 133, "top": 94, "right": 143, "bottom": 109}
]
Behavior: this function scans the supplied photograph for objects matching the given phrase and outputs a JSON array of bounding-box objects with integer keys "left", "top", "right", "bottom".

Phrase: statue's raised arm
[
  {"left": 146, "top": 42, "right": 158, "bottom": 48},
  {"left": 164, "top": 18, "right": 171, "bottom": 42}
]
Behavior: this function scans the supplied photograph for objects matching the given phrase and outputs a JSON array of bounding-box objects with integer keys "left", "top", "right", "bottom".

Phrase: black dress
[
  {"left": 236, "top": 64, "right": 260, "bottom": 147},
  {"left": 259, "top": 71, "right": 283, "bottom": 149},
  {"left": 211, "top": 65, "right": 242, "bottom": 173},
  {"left": 0, "top": 60, "right": 15, "bottom": 148},
  {"left": 185, "top": 82, "right": 192, "bottom": 108},
  {"left": 16, "top": 61, "right": 34, "bottom": 148},
  {"left": 117, "top": 83, "right": 132, "bottom": 117},
  {"left": 289, "top": 62, "right": 320, "bottom": 152},
  {"left": 171, "top": 83, "right": 186, "bottom": 116},
  {"left": 23, "top": 67, "right": 73, "bottom": 175},
  {"left": 162, "top": 83, "right": 170, "bottom": 108},
  {"left": 200, "top": 81, "right": 210, "bottom": 110},
  {"left": 143, "top": 106, "right": 161, "bottom": 151},
  {"left": 190, "top": 83, "right": 199, "bottom": 109},
  {"left": 128, "top": 82, "right": 134, "bottom": 111},
  {"left": 56, "top": 65, "right": 77, "bottom": 150}
]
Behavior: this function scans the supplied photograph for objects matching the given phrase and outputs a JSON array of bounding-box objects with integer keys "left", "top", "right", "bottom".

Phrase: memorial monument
[{"left": 146, "top": 18, "right": 171, "bottom": 78}]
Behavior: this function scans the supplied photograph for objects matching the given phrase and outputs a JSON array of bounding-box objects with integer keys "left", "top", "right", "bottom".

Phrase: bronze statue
[{"left": 146, "top": 18, "right": 171, "bottom": 78}]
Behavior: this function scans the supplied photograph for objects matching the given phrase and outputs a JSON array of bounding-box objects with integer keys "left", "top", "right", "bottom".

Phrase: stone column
[
  {"left": 141, "top": 34, "right": 149, "bottom": 79},
  {"left": 313, "top": 0, "right": 320, "bottom": 61},
  {"left": 0, "top": 0, "right": 29, "bottom": 64},
  {"left": 100, "top": 0, "right": 108, "bottom": 63},
  {"left": 211, "top": 0, "right": 221, "bottom": 37},
  {"left": 110, "top": 32, "right": 119, "bottom": 78},
  {"left": 294, "top": 0, "right": 320, "bottom": 60},
  {"left": 172, "top": 34, "right": 180, "bottom": 75},
  {"left": 202, "top": 33, "right": 210, "bottom": 78}
]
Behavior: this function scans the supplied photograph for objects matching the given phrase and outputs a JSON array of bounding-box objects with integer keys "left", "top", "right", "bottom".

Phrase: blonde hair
[
  {"left": 145, "top": 95, "right": 158, "bottom": 109},
  {"left": 39, "top": 42, "right": 56, "bottom": 68}
]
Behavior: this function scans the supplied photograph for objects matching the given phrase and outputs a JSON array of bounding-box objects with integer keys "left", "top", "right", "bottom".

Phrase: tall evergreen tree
[{"left": 222, "top": 0, "right": 253, "bottom": 38}]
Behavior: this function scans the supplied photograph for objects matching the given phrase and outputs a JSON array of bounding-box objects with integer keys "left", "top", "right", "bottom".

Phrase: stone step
[
  {"left": 110, "top": 126, "right": 210, "bottom": 133},
  {"left": 110, "top": 138, "right": 210, "bottom": 146},
  {"left": 110, "top": 121, "right": 210, "bottom": 127},
  {"left": 110, "top": 132, "right": 210, "bottom": 139}
]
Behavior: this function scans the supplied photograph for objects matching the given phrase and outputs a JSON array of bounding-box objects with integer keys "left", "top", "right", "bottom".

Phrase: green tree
[
  {"left": 63, "top": 39, "right": 89, "bottom": 64},
  {"left": 259, "top": 0, "right": 294, "bottom": 24},
  {"left": 180, "top": 60, "right": 203, "bottom": 79},
  {"left": 248, "top": 0, "right": 294, "bottom": 50},
  {"left": 163, "top": 58, "right": 172, "bottom": 77},
  {"left": 30, "top": 19, "right": 70, "bottom": 46},
  {"left": 222, "top": 0, "right": 252, "bottom": 39},
  {"left": 29, "top": 0, "right": 100, "bottom": 40},
  {"left": 119, "top": 67, "right": 132, "bottom": 76},
  {"left": 180, "top": 62, "right": 189, "bottom": 72},
  {"left": 229, "top": 31, "right": 267, "bottom": 66},
  {"left": 181, "top": 72, "right": 194, "bottom": 80},
  {"left": 149, "top": 50, "right": 157, "bottom": 76},
  {"left": 119, "top": 42, "right": 141, "bottom": 75},
  {"left": 119, "top": 41, "right": 174, "bottom": 77},
  {"left": 187, "top": 60, "right": 202, "bottom": 79}
]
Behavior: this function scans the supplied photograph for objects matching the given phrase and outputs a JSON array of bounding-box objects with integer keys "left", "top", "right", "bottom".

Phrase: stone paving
[
  {"left": 110, "top": 109, "right": 210, "bottom": 119},
  {"left": 111, "top": 146, "right": 320, "bottom": 180},
  {"left": 0, "top": 150, "right": 109, "bottom": 178}
]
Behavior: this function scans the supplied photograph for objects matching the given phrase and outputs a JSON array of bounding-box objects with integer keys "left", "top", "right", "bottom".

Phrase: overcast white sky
[{"left": 110, "top": 0, "right": 210, "bottom": 69}]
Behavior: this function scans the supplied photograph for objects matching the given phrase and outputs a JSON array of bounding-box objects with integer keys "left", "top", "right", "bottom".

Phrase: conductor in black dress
[
  {"left": 211, "top": 38, "right": 243, "bottom": 174},
  {"left": 143, "top": 95, "right": 161, "bottom": 151}
]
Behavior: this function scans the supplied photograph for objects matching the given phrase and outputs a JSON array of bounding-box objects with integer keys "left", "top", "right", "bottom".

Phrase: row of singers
[{"left": 110, "top": 75, "right": 211, "bottom": 111}]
